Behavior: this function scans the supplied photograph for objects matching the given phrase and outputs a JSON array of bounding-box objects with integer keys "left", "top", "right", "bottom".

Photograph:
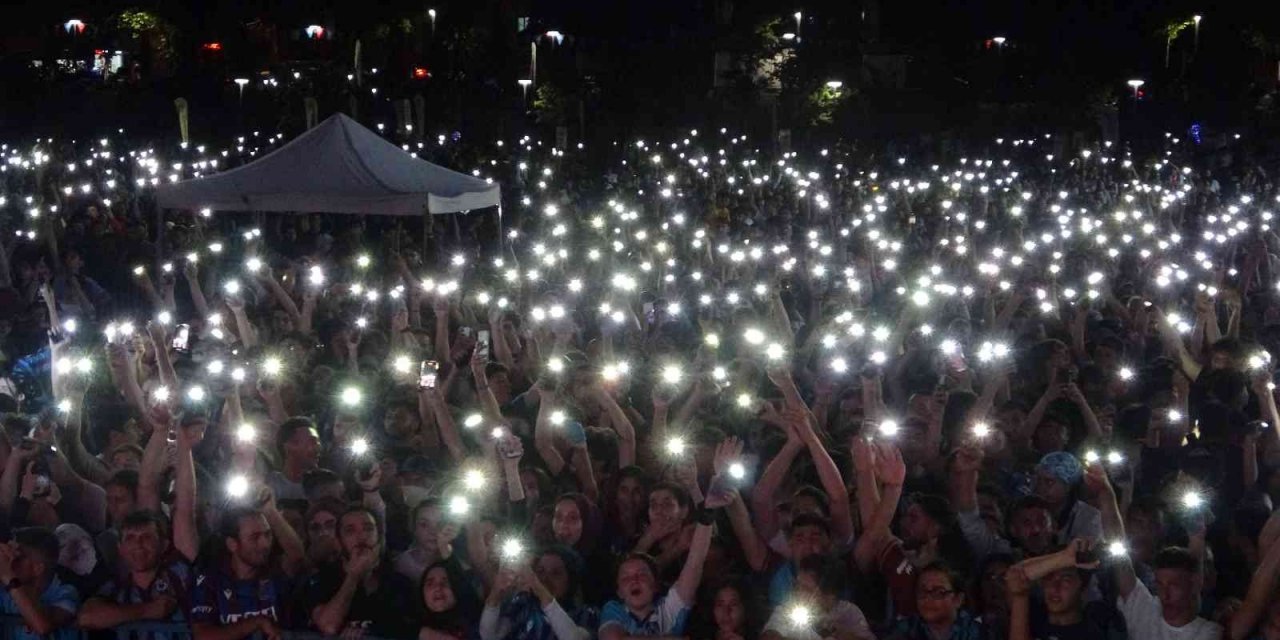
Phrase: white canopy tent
[{"left": 155, "top": 113, "right": 500, "bottom": 215}]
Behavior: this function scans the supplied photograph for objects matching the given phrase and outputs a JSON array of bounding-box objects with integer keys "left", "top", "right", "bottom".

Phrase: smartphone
[
  {"left": 563, "top": 420, "right": 587, "bottom": 446},
  {"left": 477, "top": 330, "right": 491, "bottom": 361},
  {"left": 172, "top": 324, "right": 191, "bottom": 352},
  {"left": 643, "top": 302, "right": 655, "bottom": 326},
  {"left": 460, "top": 326, "right": 474, "bottom": 338},
  {"left": 419, "top": 360, "right": 439, "bottom": 389},
  {"left": 1075, "top": 546, "right": 1099, "bottom": 565}
]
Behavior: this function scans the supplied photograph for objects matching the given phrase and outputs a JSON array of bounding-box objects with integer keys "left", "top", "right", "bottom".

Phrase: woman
[
  {"left": 417, "top": 559, "right": 482, "bottom": 640},
  {"left": 549, "top": 493, "right": 613, "bottom": 604},
  {"left": 397, "top": 500, "right": 458, "bottom": 582},
  {"left": 693, "top": 579, "right": 762, "bottom": 640},
  {"left": 887, "top": 563, "right": 986, "bottom": 640},
  {"left": 604, "top": 466, "right": 649, "bottom": 553},
  {"left": 479, "top": 545, "right": 598, "bottom": 640}
]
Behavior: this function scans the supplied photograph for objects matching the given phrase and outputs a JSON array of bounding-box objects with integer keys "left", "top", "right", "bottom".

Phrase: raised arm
[
  {"left": 533, "top": 388, "right": 567, "bottom": 475},
  {"left": 673, "top": 521, "right": 715, "bottom": 604},
  {"left": 853, "top": 440, "right": 905, "bottom": 573},
  {"left": 173, "top": 419, "right": 201, "bottom": 562},
  {"left": 789, "top": 408, "right": 854, "bottom": 542},
  {"left": 421, "top": 387, "right": 465, "bottom": 464},
  {"left": 181, "top": 260, "right": 211, "bottom": 318},
  {"left": 750, "top": 406, "right": 804, "bottom": 543},
  {"left": 1082, "top": 462, "right": 1132, "bottom": 596},
  {"left": 1232, "top": 512, "right": 1280, "bottom": 640}
]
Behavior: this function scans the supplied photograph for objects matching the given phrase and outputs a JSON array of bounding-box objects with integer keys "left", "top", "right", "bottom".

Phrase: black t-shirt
[
  {"left": 1029, "top": 599, "right": 1127, "bottom": 640},
  {"left": 301, "top": 562, "right": 417, "bottom": 637}
]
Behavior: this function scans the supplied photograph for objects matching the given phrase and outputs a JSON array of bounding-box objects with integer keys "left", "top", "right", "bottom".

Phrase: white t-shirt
[
  {"left": 763, "top": 600, "right": 873, "bottom": 640},
  {"left": 1117, "top": 580, "right": 1222, "bottom": 640}
]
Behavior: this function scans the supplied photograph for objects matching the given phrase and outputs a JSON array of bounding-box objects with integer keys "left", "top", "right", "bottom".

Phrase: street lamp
[
  {"left": 794, "top": 11, "right": 802, "bottom": 43},
  {"left": 428, "top": 9, "right": 437, "bottom": 36},
  {"left": 518, "top": 78, "right": 532, "bottom": 104},
  {"left": 1126, "top": 78, "right": 1144, "bottom": 99},
  {"left": 992, "top": 36, "right": 1007, "bottom": 50},
  {"left": 546, "top": 30, "right": 564, "bottom": 45},
  {"left": 1192, "top": 14, "right": 1202, "bottom": 53},
  {"left": 825, "top": 80, "right": 843, "bottom": 90}
]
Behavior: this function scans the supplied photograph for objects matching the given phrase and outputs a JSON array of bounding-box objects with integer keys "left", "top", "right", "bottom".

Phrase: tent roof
[{"left": 155, "top": 113, "right": 499, "bottom": 215}]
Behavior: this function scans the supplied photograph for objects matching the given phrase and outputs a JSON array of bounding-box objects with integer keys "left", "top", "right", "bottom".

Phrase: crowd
[{"left": 0, "top": 123, "right": 1278, "bottom": 640}]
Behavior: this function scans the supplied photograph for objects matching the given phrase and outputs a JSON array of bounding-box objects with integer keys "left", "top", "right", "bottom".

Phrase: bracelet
[{"left": 695, "top": 506, "right": 716, "bottom": 525}]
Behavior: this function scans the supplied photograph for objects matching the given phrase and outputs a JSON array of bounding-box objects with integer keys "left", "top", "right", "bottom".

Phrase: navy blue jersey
[{"left": 189, "top": 564, "right": 296, "bottom": 628}]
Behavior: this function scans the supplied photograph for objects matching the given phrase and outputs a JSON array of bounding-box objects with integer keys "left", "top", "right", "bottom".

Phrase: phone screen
[
  {"left": 172, "top": 325, "right": 190, "bottom": 352},
  {"left": 478, "top": 330, "right": 491, "bottom": 361},
  {"left": 419, "top": 360, "right": 439, "bottom": 389}
]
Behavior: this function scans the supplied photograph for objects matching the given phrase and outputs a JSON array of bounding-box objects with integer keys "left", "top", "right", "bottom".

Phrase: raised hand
[
  {"left": 712, "top": 436, "right": 744, "bottom": 476},
  {"left": 873, "top": 441, "right": 906, "bottom": 486}
]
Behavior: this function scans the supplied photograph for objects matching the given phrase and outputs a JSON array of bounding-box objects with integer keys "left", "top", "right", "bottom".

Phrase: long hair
[{"left": 414, "top": 559, "right": 481, "bottom": 635}]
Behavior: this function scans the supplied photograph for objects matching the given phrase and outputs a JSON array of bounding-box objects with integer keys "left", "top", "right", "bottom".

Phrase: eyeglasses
[{"left": 919, "top": 588, "right": 957, "bottom": 601}]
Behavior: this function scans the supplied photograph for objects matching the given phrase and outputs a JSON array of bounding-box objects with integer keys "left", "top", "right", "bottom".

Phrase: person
[
  {"left": 1006, "top": 539, "right": 1126, "bottom": 640},
  {"left": 886, "top": 562, "right": 987, "bottom": 640},
  {"left": 1087, "top": 462, "right": 1222, "bottom": 640},
  {"left": 266, "top": 417, "right": 321, "bottom": 502},
  {"left": 762, "top": 554, "right": 874, "bottom": 640},
  {"left": 78, "top": 510, "right": 193, "bottom": 632},
  {"left": 395, "top": 500, "right": 461, "bottom": 586},
  {"left": 416, "top": 558, "right": 483, "bottom": 639},
  {"left": 1032, "top": 453, "right": 1101, "bottom": 545},
  {"left": 480, "top": 545, "right": 597, "bottom": 640},
  {"left": 694, "top": 579, "right": 761, "bottom": 640},
  {"left": 598, "top": 495, "right": 717, "bottom": 638},
  {"left": 304, "top": 506, "right": 416, "bottom": 636},
  {"left": 189, "top": 499, "right": 306, "bottom": 640},
  {"left": 0, "top": 527, "right": 81, "bottom": 640}
]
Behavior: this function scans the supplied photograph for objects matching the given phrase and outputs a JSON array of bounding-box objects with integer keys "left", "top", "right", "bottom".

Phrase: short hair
[
  {"left": 13, "top": 527, "right": 59, "bottom": 573},
  {"left": 649, "top": 482, "right": 693, "bottom": 513},
  {"left": 1008, "top": 495, "right": 1053, "bottom": 520},
  {"left": 918, "top": 560, "right": 965, "bottom": 591},
  {"left": 788, "top": 513, "right": 832, "bottom": 537},
  {"left": 1210, "top": 338, "right": 1245, "bottom": 360},
  {"left": 121, "top": 510, "right": 170, "bottom": 539},
  {"left": 484, "top": 363, "right": 510, "bottom": 379},
  {"left": 218, "top": 506, "right": 266, "bottom": 541},
  {"left": 337, "top": 506, "right": 381, "bottom": 542},
  {"left": 617, "top": 552, "right": 659, "bottom": 582},
  {"left": 108, "top": 443, "right": 145, "bottom": 463},
  {"left": 302, "top": 468, "right": 342, "bottom": 498},
  {"left": 305, "top": 497, "right": 348, "bottom": 524},
  {"left": 105, "top": 469, "right": 140, "bottom": 495},
  {"left": 1154, "top": 547, "right": 1201, "bottom": 574},
  {"left": 796, "top": 553, "right": 847, "bottom": 595},
  {"left": 277, "top": 416, "right": 317, "bottom": 455},
  {"left": 792, "top": 485, "right": 831, "bottom": 517}
]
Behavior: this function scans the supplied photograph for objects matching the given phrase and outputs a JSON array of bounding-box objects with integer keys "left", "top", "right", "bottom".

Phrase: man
[
  {"left": 1006, "top": 540, "right": 1126, "bottom": 640},
  {"left": 266, "top": 417, "right": 321, "bottom": 501},
  {"left": 79, "top": 510, "right": 192, "bottom": 631},
  {"left": 1034, "top": 452, "right": 1102, "bottom": 544},
  {"left": 303, "top": 507, "right": 415, "bottom": 637},
  {"left": 0, "top": 527, "right": 80, "bottom": 640},
  {"left": 1087, "top": 463, "right": 1222, "bottom": 640},
  {"left": 189, "top": 497, "right": 307, "bottom": 640},
  {"left": 951, "top": 445, "right": 1056, "bottom": 560},
  {"left": 98, "top": 468, "right": 140, "bottom": 573},
  {"left": 303, "top": 498, "right": 344, "bottom": 566},
  {"left": 767, "top": 513, "right": 835, "bottom": 605}
]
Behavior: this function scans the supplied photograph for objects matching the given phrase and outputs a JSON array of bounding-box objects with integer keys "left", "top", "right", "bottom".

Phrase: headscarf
[{"left": 1036, "top": 451, "right": 1084, "bottom": 486}]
